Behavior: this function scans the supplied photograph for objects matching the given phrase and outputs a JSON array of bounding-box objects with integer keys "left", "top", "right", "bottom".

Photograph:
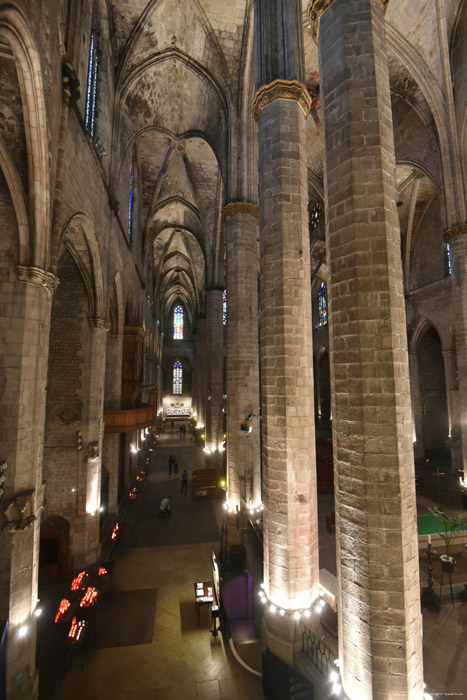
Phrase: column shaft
[
  {"left": 318, "top": 0, "right": 423, "bottom": 697},
  {"left": 225, "top": 208, "right": 261, "bottom": 509},
  {"left": 258, "top": 96, "right": 319, "bottom": 611},
  {"left": 205, "top": 288, "right": 224, "bottom": 462}
]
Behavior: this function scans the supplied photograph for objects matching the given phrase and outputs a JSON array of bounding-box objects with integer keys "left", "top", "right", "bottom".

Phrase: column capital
[
  {"left": 205, "top": 284, "right": 224, "bottom": 293},
  {"left": 89, "top": 317, "right": 111, "bottom": 331},
  {"left": 17, "top": 265, "right": 60, "bottom": 293},
  {"left": 222, "top": 202, "right": 259, "bottom": 222},
  {"left": 444, "top": 224, "right": 467, "bottom": 243},
  {"left": 251, "top": 79, "right": 312, "bottom": 122},
  {"left": 307, "top": 0, "right": 389, "bottom": 42}
]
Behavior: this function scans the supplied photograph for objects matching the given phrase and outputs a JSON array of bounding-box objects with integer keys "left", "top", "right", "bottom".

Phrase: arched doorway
[
  {"left": 39, "top": 516, "right": 70, "bottom": 583},
  {"left": 416, "top": 326, "right": 450, "bottom": 464}
]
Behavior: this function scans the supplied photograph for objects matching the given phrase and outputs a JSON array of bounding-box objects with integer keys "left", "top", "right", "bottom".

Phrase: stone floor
[
  {"left": 38, "top": 425, "right": 467, "bottom": 699},
  {"left": 42, "top": 424, "right": 264, "bottom": 700}
]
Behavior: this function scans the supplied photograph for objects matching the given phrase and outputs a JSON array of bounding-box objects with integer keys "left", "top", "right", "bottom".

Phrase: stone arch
[
  {"left": 58, "top": 213, "right": 105, "bottom": 321},
  {"left": 415, "top": 324, "right": 450, "bottom": 463},
  {"left": 0, "top": 5, "right": 50, "bottom": 269},
  {"left": 39, "top": 515, "right": 70, "bottom": 583},
  {"left": 0, "top": 135, "right": 29, "bottom": 264}
]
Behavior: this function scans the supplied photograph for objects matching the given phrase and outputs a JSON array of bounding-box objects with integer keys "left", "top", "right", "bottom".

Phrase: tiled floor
[
  {"left": 49, "top": 425, "right": 264, "bottom": 700},
  {"left": 41, "top": 426, "right": 467, "bottom": 699}
]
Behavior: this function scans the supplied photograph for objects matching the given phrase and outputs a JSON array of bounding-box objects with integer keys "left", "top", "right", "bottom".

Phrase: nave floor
[{"left": 44, "top": 425, "right": 264, "bottom": 700}]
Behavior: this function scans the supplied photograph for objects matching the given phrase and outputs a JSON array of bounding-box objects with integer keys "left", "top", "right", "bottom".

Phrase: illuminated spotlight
[
  {"left": 223, "top": 502, "right": 228, "bottom": 510},
  {"left": 330, "top": 671, "right": 338, "bottom": 683},
  {"left": 99, "top": 506, "right": 105, "bottom": 512},
  {"left": 34, "top": 607, "right": 42, "bottom": 617},
  {"left": 319, "top": 598, "right": 326, "bottom": 609},
  {"left": 260, "top": 583, "right": 265, "bottom": 590},
  {"left": 269, "top": 605, "right": 276, "bottom": 614},
  {"left": 18, "top": 625, "right": 29, "bottom": 638},
  {"left": 304, "top": 609, "right": 311, "bottom": 619},
  {"left": 331, "top": 683, "right": 342, "bottom": 695},
  {"left": 279, "top": 609, "right": 286, "bottom": 617},
  {"left": 424, "top": 695, "right": 433, "bottom": 700},
  {"left": 293, "top": 611, "right": 301, "bottom": 621}
]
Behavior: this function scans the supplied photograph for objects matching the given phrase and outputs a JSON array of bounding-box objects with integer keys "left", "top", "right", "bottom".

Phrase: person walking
[
  {"left": 173, "top": 460, "right": 179, "bottom": 474},
  {"left": 181, "top": 469, "right": 188, "bottom": 495},
  {"left": 168, "top": 454, "right": 173, "bottom": 475}
]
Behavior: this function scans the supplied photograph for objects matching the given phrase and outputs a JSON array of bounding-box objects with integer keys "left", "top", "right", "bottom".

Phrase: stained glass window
[
  {"left": 173, "top": 305, "right": 183, "bottom": 339},
  {"left": 310, "top": 202, "right": 321, "bottom": 230},
  {"left": 223, "top": 289, "right": 227, "bottom": 325},
  {"left": 128, "top": 164, "right": 134, "bottom": 240},
  {"left": 173, "top": 361, "right": 182, "bottom": 395},
  {"left": 317, "top": 282, "right": 327, "bottom": 327},
  {"left": 445, "top": 243, "right": 452, "bottom": 276},
  {"left": 85, "top": 29, "right": 98, "bottom": 138}
]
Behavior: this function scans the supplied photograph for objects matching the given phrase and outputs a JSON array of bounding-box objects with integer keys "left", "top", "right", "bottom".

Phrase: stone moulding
[
  {"left": 17, "top": 265, "right": 60, "bottom": 293},
  {"left": 444, "top": 224, "right": 467, "bottom": 242},
  {"left": 222, "top": 202, "right": 259, "bottom": 222},
  {"left": 307, "top": 0, "right": 389, "bottom": 42},
  {"left": 1, "top": 489, "right": 36, "bottom": 533},
  {"left": 251, "top": 80, "right": 312, "bottom": 122}
]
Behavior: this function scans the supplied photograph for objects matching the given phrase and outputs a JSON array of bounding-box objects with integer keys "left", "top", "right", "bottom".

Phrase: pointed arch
[
  {"left": 58, "top": 213, "right": 105, "bottom": 321},
  {"left": 0, "top": 134, "right": 29, "bottom": 264},
  {"left": 0, "top": 5, "right": 50, "bottom": 269}
]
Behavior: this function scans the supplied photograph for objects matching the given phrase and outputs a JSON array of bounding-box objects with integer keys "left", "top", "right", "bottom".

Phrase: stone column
[
  {"left": 224, "top": 203, "right": 261, "bottom": 510},
  {"left": 72, "top": 318, "right": 108, "bottom": 568},
  {"left": 311, "top": 0, "right": 424, "bottom": 697},
  {"left": 0, "top": 268, "right": 57, "bottom": 700},
  {"left": 253, "top": 0, "right": 319, "bottom": 661},
  {"left": 444, "top": 225, "right": 467, "bottom": 472},
  {"left": 408, "top": 354, "right": 424, "bottom": 463},
  {"left": 103, "top": 331, "right": 123, "bottom": 513},
  {"left": 205, "top": 287, "right": 224, "bottom": 468},
  {"left": 193, "top": 316, "right": 207, "bottom": 431}
]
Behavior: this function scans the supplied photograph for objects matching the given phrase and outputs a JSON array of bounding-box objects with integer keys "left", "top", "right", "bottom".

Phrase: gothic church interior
[{"left": 1, "top": 0, "right": 467, "bottom": 698}]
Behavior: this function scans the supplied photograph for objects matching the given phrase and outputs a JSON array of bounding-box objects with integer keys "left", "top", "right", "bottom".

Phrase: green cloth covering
[{"left": 417, "top": 514, "right": 464, "bottom": 535}]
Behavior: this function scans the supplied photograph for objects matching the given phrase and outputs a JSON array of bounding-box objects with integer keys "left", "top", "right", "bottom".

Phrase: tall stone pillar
[
  {"left": 311, "top": 0, "right": 424, "bottom": 697},
  {"left": 193, "top": 316, "right": 207, "bottom": 430},
  {"left": 224, "top": 203, "right": 261, "bottom": 510},
  {"left": 253, "top": 0, "right": 319, "bottom": 660},
  {"left": 408, "top": 354, "right": 424, "bottom": 463},
  {"left": 73, "top": 318, "right": 108, "bottom": 568},
  {"left": 205, "top": 287, "right": 224, "bottom": 467},
  {"left": 0, "top": 268, "right": 57, "bottom": 700},
  {"left": 103, "top": 331, "right": 123, "bottom": 513},
  {"left": 444, "top": 225, "right": 467, "bottom": 472}
]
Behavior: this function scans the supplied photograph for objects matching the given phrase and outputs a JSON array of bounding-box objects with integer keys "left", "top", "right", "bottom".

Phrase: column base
[{"left": 262, "top": 613, "right": 300, "bottom": 668}]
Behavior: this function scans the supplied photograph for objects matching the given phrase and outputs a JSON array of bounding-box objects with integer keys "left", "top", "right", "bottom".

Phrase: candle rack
[{"left": 421, "top": 543, "right": 440, "bottom": 613}]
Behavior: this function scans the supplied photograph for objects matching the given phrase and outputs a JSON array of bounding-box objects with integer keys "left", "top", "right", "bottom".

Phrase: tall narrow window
[
  {"left": 173, "top": 361, "right": 182, "bottom": 395},
  {"left": 445, "top": 243, "right": 452, "bottom": 277},
  {"left": 128, "top": 163, "right": 134, "bottom": 240},
  {"left": 310, "top": 202, "right": 321, "bottom": 229},
  {"left": 317, "top": 282, "right": 327, "bottom": 327},
  {"left": 85, "top": 22, "right": 98, "bottom": 138},
  {"left": 223, "top": 289, "right": 227, "bottom": 325},
  {"left": 173, "top": 305, "right": 183, "bottom": 339}
]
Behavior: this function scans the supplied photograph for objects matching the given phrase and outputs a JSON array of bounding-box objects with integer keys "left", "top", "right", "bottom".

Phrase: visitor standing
[{"left": 181, "top": 469, "right": 188, "bottom": 494}]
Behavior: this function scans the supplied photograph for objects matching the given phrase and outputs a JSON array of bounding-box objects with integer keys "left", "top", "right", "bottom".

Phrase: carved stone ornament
[
  {"left": 62, "top": 60, "right": 81, "bottom": 102},
  {"left": 17, "top": 266, "right": 60, "bottom": 293},
  {"left": 222, "top": 203, "right": 259, "bottom": 222},
  {"left": 307, "top": 0, "right": 389, "bottom": 42},
  {"left": 0, "top": 460, "right": 7, "bottom": 500},
  {"left": 1, "top": 489, "right": 36, "bottom": 533},
  {"left": 251, "top": 80, "right": 313, "bottom": 122},
  {"left": 90, "top": 317, "right": 111, "bottom": 331},
  {"left": 444, "top": 224, "right": 467, "bottom": 243},
  {"left": 87, "top": 441, "right": 100, "bottom": 459}
]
